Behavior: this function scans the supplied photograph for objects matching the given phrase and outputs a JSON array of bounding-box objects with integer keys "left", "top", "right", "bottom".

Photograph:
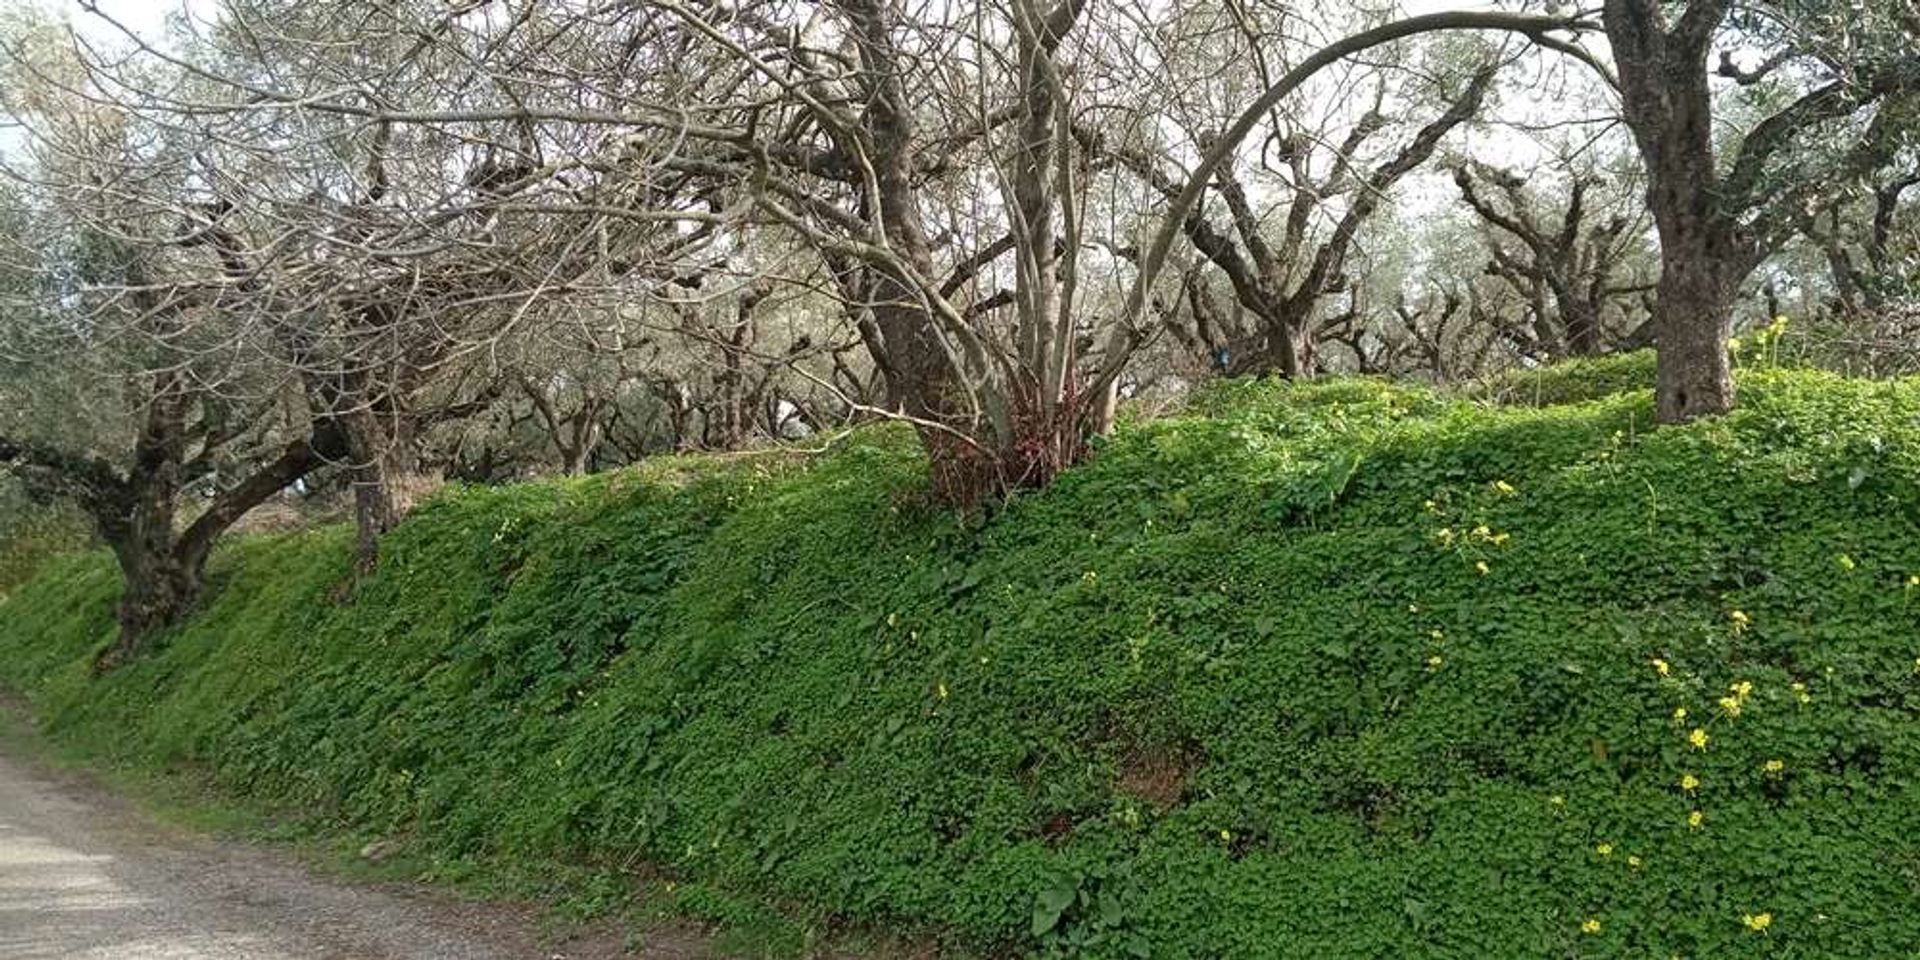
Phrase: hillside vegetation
[{"left": 4, "top": 358, "right": 1919, "bottom": 957}]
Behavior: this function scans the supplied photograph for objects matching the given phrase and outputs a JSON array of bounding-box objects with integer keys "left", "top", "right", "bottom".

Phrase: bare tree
[
  {"left": 1085, "top": 4, "right": 1502, "bottom": 378},
  {"left": 1800, "top": 166, "right": 1920, "bottom": 316},
  {"left": 1453, "top": 161, "right": 1653, "bottom": 358},
  {"left": 0, "top": 0, "right": 724, "bottom": 654}
]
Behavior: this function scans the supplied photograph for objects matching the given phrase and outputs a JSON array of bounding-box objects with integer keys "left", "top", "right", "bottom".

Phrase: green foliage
[
  {"left": 5, "top": 368, "right": 1920, "bottom": 957},
  {"left": 0, "top": 478, "right": 89, "bottom": 595},
  {"left": 1473, "top": 350, "right": 1657, "bottom": 407}
]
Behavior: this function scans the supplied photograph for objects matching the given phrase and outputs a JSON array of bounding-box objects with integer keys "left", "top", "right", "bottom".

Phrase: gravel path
[{"left": 0, "top": 743, "right": 695, "bottom": 960}]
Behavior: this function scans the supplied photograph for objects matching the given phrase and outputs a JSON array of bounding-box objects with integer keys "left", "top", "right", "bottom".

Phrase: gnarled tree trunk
[
  {"left": 100, "top": 483, "right": 191, "bottom": 670},
  {"left": 89, "top": 422, "right": 339, "bottom": 671}
]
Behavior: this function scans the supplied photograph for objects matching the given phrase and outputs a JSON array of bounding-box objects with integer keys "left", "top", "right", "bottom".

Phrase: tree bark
[
  {"left": 342, "top": 404, "right": 429, "bottom": 574},
  {"left": 1604, "top": 0, "right": 1745, "bottom": 421},
  {"left": 89, "top": 426, "right": 340, "bottom": 671},
  {"left": 92, "top": 376, "right": 191, "bottom": 671},
  {"left": 100, "top": 489, "right": 191, "bottom": 672},
  {"left": 1651, "top": 239, "right": 1737, "bottom": 421},
  {"left": 1564, "top": 300, "right": 1605, "bottom": 357}
]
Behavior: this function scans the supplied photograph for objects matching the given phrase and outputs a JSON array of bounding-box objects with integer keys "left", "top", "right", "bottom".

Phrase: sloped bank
[{"left": 4, "top": 362, "right": 1919, "bottom": 958}]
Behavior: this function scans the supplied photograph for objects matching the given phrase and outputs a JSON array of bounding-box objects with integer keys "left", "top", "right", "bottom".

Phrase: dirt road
[{"left": 0, "top": 744, "right": 670, "bottom": 959}]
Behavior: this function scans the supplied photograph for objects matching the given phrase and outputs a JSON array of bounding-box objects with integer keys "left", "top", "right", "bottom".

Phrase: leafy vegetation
[
  {"left": 4, "top": 367, "right": 1920, "bottom": 957},
  {"left": 1475, "top": 350, "right": 1660, "bottom": 408},
  {"left": 0, "top": 480, "right": 88, "bottom": 595}
]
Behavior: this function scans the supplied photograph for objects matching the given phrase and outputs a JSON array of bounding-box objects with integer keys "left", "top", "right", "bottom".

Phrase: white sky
[{"left": 31, "top": 0, "right": 200, "bottom": 41}]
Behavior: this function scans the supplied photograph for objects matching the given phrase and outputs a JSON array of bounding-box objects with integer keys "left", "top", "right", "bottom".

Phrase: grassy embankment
[{"left": 4, "top": 354, "right": 1918, "bottom": 957}]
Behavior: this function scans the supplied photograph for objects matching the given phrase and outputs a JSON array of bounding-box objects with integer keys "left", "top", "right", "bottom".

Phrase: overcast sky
[{"left": 36, "top": 0, "right": 200, "bottom": 41}]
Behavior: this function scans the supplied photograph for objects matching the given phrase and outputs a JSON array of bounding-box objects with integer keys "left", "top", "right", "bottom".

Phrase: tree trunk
[
  {"left": 97, "top": 482, "right": 194, "bottom": 672},
  {"left": 93, "top": 377, "right": 192, "bottom": 671},
  {"left": 556, "top": 397, "right": 602, "bottom": 475},
  {"left": 346, "top": 414, "right": 400, "bottom": 574},
  {"left": 561, "top": 431, "right": 597, "bottom": 476},
  {"left": 90, "top": 429, "right": 335, "bottom": 671},
  {"left": 100, "top": 543, "right": 202, "bottom": 672},
  {"left": 1652, "top": 241, "right": 1736, "bottom": 421},
  {"left": 1604, "top": 0, "right": 1747, "bottom": 424},
  {"left": 1251, "top": 297, "right": 1312, "bottom": 379},
  {"left": 342, "top": 402, "right": 435, "bottom": 573},
  {"left": 1564, "top": 300, "right": 1604, "bottom": 357},
  {"left": 350, "top": 457, "right": 435, "bottom": 573}
]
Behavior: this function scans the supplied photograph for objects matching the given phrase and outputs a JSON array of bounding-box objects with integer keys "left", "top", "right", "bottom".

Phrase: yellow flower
[
  {"left": 1837, "top": 553, "right": 1856, "bottom": 571},
  {"left": 1689, "top": 728, "right": 1710, "bottom": 750},
  {"left": 1729, "top": 610, "right": 1750, "bottom": 633},
  {"left": 1731, "top": 680, "right": 1753, "bottom": 699},
  {"left": 1422, "top": 499, "right": 1438, "bottom": 512},
  {"left": 1430, "top": 629, "right": 1446, "bottom": 641},
  {"left": 1688, "top": 809, "right": 1705, "bottom": 829},
  {"left": 1548, "top": 794, "right": 1566, "bottom": 808},
  {"left": 1436, "top": 527, "right": 1455, "bottom": 545},
  {"left": 936, "top": 681, "right": 949, "bottom": 700},
  {"left": 1728, "top": 336, "right": 1744, "bottom": 354},
  {"left": 1219, "top": 829, "right": 1232, "bottom": 843},
  {"left": 1718, "top": 695, "right": 1743, "bottom": 717},
  {"left": 1493, "top": 480, "right": 1516, "bottom": 495},
  {"left": 1680, "top": 773, "right": 1700, "bottom": 792},
  {"left": 1764, "top": 758, "right": 1784, "bottom": 774},
  {"left": 1581, "top": 918, "right": 1602, "bottom": 935},
  {"left": 1426, "top": 655, "right": 1444, "bottom": 670},
  {"left": 1673, "top": 706, "right": 1688, "bottom": 722},
  {"left": 1627, "top": 855, "right": 1643, "bottom": 869},
  {"left": 1907, "top": 574, "right": 1919, "bottom": 588},
  {"left": 1475, "top": 560, "right": 1491, "bottom": 576},
  {"left": 1792, "top": 682, "right": 1810, "bottom": 704},
  {"left": 1595, "top": 842, "right": 1613, "bottom": 857},
  {"left": 1652, "top": 658, "right": 1671, "bottom": 677},
  {"left": 1490, "top": 532, "right": 1510, "bottom": 545},
  {"left": 1742, "top": 912, "right": 1773, "bottom": 932},
  {"left": 1472, "top": 524, "right": 1492, "bottom": 539}
]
